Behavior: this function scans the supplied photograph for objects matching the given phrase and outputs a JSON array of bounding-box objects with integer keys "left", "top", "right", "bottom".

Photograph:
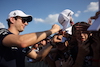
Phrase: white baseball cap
[
  {"left": 7, "top": 10, "right": 32, "bottom": 22},
  {"left": 58, "top": 9, "right": 74, "bottom": 31}
]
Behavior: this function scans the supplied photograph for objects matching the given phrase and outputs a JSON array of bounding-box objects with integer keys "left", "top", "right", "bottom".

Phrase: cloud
[
  {"left": 0, "top": 22, "right": 5, "bottom": 28},
  {"left": 34, "top": 14, "right": 59, "bottom": 24},
  {"left": 34, "top": 18, "right": 44, "bottom": 23},
  {"left": 74, "top": 11, "right": 81, "bottom": 17},
  {"left": 84, "top": 2, "right": 99, "bottom": 12}
]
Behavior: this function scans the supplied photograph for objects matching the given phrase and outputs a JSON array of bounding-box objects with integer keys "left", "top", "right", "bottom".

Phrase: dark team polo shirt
[{"left": 0, "top": 28, "right": 26, "bottom": 67}]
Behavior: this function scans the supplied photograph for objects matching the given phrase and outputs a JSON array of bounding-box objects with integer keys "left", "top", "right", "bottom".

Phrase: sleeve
[{"left": 0, "top": 28, "right": 12, "bottom": 46}]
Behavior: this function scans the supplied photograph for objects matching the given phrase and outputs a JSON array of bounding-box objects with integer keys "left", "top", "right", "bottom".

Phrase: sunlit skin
[
  {"left": 8, "top": 17, "right": 29, "bottom": 35},
  {"left": 15, "top": 18, "right": 28, "bottom": 32}
]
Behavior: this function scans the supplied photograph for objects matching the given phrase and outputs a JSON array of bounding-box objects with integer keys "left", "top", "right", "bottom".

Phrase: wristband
[{"left": 50, "top": 41, "right": 56, "bottom": 47}]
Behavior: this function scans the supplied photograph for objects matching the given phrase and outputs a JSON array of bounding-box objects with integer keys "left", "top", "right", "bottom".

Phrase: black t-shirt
[{"left": 0, "top": 28, "right": 30, "bottom": 67}]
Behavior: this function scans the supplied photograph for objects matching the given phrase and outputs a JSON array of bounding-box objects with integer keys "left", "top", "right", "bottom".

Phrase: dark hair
[
  {"left": 6, "top": 16, "right": 21, "bottom": 28},
  {"left": 72, "top": 22, "right": 90, "bottom": 35},
  {"left": 6, "top": 19, "right": 11, "bottom": 28}
]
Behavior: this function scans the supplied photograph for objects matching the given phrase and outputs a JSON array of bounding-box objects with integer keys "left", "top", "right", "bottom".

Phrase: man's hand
[{"left": 50, "top": 24, "right": 61, "bottom": 34}]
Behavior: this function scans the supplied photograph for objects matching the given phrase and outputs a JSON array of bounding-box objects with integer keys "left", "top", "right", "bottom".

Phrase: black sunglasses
[
  {"left": 14, "top": 16, "right": 29, "bottom": 23},
  {"left": 21, "top": 17, "right": 28, "bottom": 23}
]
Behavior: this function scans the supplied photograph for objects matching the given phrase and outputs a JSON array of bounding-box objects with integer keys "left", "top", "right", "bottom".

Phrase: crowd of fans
[
  {"left": 25, "top": 10, "right": 100, "bottom": 67},
  {"left": 0, "top": 9, "right": 100, "bottom": 67}
]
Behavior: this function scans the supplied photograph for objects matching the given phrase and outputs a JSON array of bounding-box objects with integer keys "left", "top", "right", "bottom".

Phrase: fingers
[
  {"left": 52, "top": 24, "right": 61, "bottom": 30},
  {"left": 51, "top": 24, "right": 61, "bottom": 34},
  {"left": 52, "top": 35, "right": 63, "bottom": 43},
  {"left": 66, "top": 56, "right": 74, "bottom": 65},
  {"left": 62, "top": 56, "right": 74, "bottom": 67},
  {"left": 88, "top": 18, "right": 92, "bottom": 25}
]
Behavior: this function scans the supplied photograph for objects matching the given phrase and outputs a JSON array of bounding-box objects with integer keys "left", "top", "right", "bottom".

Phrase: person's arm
[
  {"left": 27, "top": 43, "right": 53, "bottom": 61},
  {"left": 72, "top": 42, "right": 90, "bottom": 67},
  {"left": 91, "top": 36, "right": 100, "bottom": 67},
  {"left": 3, "top": 24, "right": 60, "bottom": 48},
  {"left": 27, "top": 34, "right": 62, "bottom": 61},
  {"left": 90, "top": 11, "right": 100, "bottom": 20}
]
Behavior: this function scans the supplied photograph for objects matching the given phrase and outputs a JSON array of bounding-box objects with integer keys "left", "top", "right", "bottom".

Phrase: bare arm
[
  {"left": 27, "top": 43, "right": 53, "bottom": 61},
  {"left": 27, "top": 33, "right": 62, "bottom": 61},
  {"left": 3, "top": 24, "right": 60, "bottom": 48}
]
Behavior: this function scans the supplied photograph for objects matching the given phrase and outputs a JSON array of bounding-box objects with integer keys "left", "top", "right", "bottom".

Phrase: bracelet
[{"left": 50, "top": 41, "right": 55, "bottom": 47}]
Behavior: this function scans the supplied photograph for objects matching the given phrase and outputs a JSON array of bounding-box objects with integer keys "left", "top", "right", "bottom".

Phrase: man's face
[{"left": 14, "top": 17, "right": 28, "bottom": 32}]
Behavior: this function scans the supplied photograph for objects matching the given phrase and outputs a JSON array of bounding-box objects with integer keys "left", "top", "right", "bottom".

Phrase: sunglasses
[
  {"left": 21, "top": 17, "right": 28, "bottom": 23},
  {"left": 14, "top": 16, "right": 29, "bottom": 23}
]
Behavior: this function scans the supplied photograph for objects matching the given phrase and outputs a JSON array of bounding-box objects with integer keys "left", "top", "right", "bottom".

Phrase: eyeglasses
[
  {"left": 21, "top": 18, "right": 28, "bottom": 23},
  {"left": 14, "top": 16, "right": 28, "bottom": 23}
]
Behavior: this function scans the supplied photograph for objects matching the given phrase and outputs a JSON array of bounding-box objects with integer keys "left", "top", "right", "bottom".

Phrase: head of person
[
  {"left": 72, "top": 22, "right": 90, "bottom": 42},
  {"left": 6, "top": 10, "right": 33, "bottom": 32}
]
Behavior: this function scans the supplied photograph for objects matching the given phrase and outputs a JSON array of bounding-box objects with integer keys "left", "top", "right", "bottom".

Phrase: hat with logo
[
  {"left": 58, "top": 9, "right": 74, "bottom": 31},
  {"left": 7, "top": 10, "right": 32, "bottom": 22}
]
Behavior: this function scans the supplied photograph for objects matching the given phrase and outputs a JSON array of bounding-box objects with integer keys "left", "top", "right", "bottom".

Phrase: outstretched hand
[{"left": 50, "top": 24, "right": 61, "bottom": 34}]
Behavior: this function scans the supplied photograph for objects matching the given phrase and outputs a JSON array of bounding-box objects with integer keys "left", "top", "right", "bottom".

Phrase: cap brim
[{"left": 21, "top": 16, "right": 32, "bottom": 22}]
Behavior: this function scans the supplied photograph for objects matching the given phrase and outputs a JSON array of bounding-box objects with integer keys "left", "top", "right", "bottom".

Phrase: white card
[{"left": 87, "top": 16, "right": 100, "bottom": 31}]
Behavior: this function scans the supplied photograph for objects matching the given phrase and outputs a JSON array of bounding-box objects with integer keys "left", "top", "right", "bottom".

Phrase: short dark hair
[
  {"left": 6, "top": 16, "right": 21, "bottom": 28},
  {"left": 72, "top": 22, "right": 90, "bottom": 35},
  {"left": 6, "top": 19, "right": 11, "bottom": 28}
]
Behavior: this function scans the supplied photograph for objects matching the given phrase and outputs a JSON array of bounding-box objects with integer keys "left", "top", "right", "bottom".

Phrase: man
[{"left": 0, "top": 10, "right": 61, "bottom": 67}]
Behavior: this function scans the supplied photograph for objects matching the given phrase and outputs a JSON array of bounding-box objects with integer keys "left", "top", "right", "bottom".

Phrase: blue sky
[{"left": 0, "top": 0, "right": 99, "bottom": 34}]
